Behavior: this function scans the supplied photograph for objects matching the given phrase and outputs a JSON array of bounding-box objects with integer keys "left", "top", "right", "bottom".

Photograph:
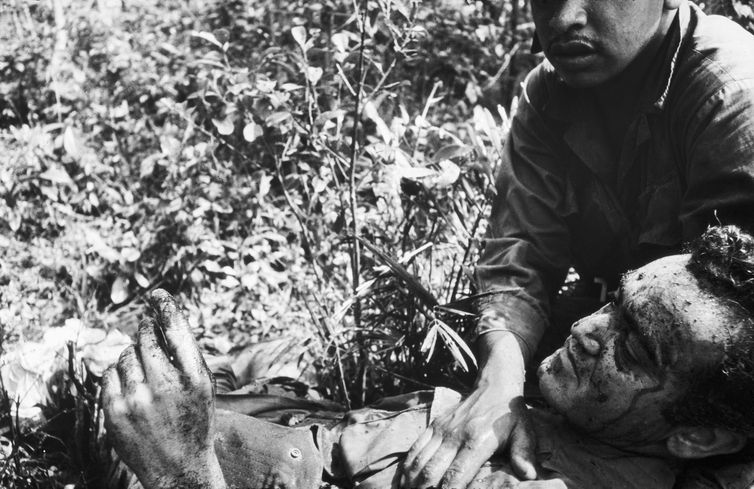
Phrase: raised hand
[{"left": 102, "top": 289, "right": 226, "bottom": 489}]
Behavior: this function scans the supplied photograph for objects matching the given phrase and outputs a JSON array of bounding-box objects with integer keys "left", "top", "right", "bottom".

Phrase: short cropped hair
[{"left": 663, "top": 225, "right": 754, "bottom": 435}]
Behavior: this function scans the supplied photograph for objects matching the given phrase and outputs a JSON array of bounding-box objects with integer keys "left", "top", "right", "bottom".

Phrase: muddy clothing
[
  {"left": 475, "top": 1, "right": 754, "bottom": 359},
  {"left": 214, "top": 389, "right": 680, "bottom": 489}
]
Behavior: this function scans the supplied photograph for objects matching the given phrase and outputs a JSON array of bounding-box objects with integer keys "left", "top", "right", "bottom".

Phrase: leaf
[
  {"left": 280, "top": 83, "right": 304, "bottom": 92},
  {"left": 258, "top": 174, "right": 272, "bottom": 199},
  {"left": 39, "top": 165, "right": 74, "bottom": 186},
  {"left": 110, "top": 100, "right": 130, "bottom": 119},
  {"left": 140, "top": 154, "right": 161, "bottom": 178},
  {"left": 435, "top": 305, "right": 476, "bottom": 317},
  {"left": 421, "top": 322, "right": 439, "bottom": 360},
  {"left": 120, "top": 247, "right": 141, "bottom": 262},
  {"left": 291, "top": 26, "right": 307, "bottom": 52},
  {"left": 357, "top": 238, "right": 438, "bottom": 308},
  {"left": 243, "top": 121, "right": 263, "bottom": 142},
  {"left": 110, "top": 275, "right": 129, "bottom": 305},
  {"left": 63, "top": 126, "right": 80, "bottom": 159},
  {"left": 212, "top": 116, "right": 234, "bottom": 135},
  {"left": 315, "top": 109, "right": 346, "bottom": 125},
  {"left": 432, "top": 160, "right": 461, "bottom": 188},
  {"left": 202, "top": 260, "right": 222, "bottom": 273},
  {"left": 39, "top": 185, "right": 58, "bottom": 201},
  {"left": 306, "top": 66, "right": 323, "bottom": 85},
  {"left": 220, "top": 276, "right": 240, "bottom": 288},
  {"left": 256, "top": 79, "right": 276, "bottom": 93},
  {"left": 331, "top": 32, "right": 350, "bottom": 53},
  {"left": 134, "top": 271, "right": 150, "bottom": 288},
  {"left": 473, "top": 105, "right": 503, "bottom": 156},
  {"left": 432, "top": 144, "right": 473, "bottom": 163},
  {"left": 437, "top": 325, "right": 468, "bottom": 372},
  {"left": 435, "top": 318, "right": 477, "bottom": 370},
  {"left": 84, "top": 228, "right": 121, "bottom": 262},
  {"left": 191, "top": 30, "right": 223, "bottom": 49},
  {"left": 199, "top": 240, "right": 224, "bottom": 256},
  {"left": 363, "top": 100, "right": 393, "bottom": 143},
  {"left": 265, "top": 111, "right": 292, "bottom": 127}
]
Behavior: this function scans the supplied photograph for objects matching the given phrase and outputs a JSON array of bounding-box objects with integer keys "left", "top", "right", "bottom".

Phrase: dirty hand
[
  {"left": 402, "top": 333, "right": 537, "bottom": 489},
  {"left": 102, "top": 289, "right": 226, "bottom": 489}
]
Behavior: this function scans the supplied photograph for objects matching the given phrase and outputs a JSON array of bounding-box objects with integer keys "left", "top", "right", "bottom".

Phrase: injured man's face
[{"left": 537, "top": 253, "right": 750, "bottom": 454}]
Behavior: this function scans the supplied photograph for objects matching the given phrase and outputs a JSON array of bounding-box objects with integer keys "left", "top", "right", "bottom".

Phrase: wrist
[
  {"left": 475, "top": 333, "right": 527, "bottom": 393},
  {"left": 149, "top": 454, "right": 226, "bottom": 489}
]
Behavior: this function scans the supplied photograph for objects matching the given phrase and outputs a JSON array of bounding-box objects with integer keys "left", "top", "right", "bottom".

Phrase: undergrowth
[{"left": 2, "top": 0, "right": 752, "bottom": 486}]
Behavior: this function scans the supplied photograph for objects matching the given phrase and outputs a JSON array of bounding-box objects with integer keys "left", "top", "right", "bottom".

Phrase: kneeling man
[{"left": 103, "top": 225, "right": 754, "bottom": 489}]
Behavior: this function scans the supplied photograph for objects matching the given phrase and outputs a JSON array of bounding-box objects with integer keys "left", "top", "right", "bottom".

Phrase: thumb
[{"left": 509, "top": 400, "right": 537, "bottom": 480}]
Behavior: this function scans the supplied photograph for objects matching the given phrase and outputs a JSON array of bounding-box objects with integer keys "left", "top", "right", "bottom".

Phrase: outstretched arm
[
  {"left": 102, "top": 289, "right": 226, "bottom": 489},
  {"left": 401, "top": 66, "right": 569, "bottom": 489}
]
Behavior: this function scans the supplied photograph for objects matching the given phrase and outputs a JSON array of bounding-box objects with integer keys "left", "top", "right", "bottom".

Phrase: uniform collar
[{"left": 653, "top": 1, "right": 691, "bottom": 110}]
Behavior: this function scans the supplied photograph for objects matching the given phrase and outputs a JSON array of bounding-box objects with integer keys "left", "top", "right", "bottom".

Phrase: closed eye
[{"left": 615, "top": 329, "right": 660, "bottom": 378}]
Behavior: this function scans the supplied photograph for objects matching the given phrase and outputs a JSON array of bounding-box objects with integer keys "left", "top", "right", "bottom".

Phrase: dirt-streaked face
[
  {"left": 537, "top": 254, "right": 739, "bottom": 447},
  {"left": 531, "top": 0, "right": 674, "bottom": 87}
]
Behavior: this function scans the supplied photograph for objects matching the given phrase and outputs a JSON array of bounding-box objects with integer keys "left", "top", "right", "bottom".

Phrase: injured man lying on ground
[{"left": 102, "top": 225, "right": 754, "bottom": 489}]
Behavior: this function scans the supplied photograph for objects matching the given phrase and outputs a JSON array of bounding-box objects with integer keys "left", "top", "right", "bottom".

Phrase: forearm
[{"left": 475, "top": 331, "right": 527, "bottom": 394}]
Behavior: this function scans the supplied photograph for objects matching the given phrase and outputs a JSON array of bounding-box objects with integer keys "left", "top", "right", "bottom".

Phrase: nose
[
  {"left": 570, "top": 313, "right": 605, "bottom": 357},
  {"left": 549, "top": 0, "right": 588, "bottom": 35}
]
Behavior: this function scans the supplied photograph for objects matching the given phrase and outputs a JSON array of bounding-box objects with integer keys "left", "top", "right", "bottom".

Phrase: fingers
[
  {"left": 402, "top": 432, "right": 448, "bottom": 488},
  {"left": 148, "top": 289, "right": 207, "bottom": 382},
  {"left": 439, "top": 438, "right": 498, "bottom": 489},
  {"left": 509, "top": 398, "right": 537, "bottom": 481},
  {"left": 137, "top": 317, "right": 173, "bottom": 383},
  {"left": 102, "top": 365, "right": 127, "bottom": 434},
  {"left": 403, "top": 427, "right": 435, "bottom": 476},
  {"left": 101, "top": 364, "right": 122, "bottom": 411},
  {"left": 509, "top": 421, "right": 537, "bottom": 480},
  {"left": 116, "top": 345, "right": 146, "bottom": 390}
]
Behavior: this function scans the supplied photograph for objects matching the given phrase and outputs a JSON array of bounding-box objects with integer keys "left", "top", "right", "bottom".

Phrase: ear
[
  {"left": 666, "top": 426, "right": 748, "bottom": 459},
  {"left": 663, "top": 0, "right": 683, "bottom": 11}
]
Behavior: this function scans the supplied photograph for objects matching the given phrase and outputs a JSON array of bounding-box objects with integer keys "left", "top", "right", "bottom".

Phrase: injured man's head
[{"left": 538, "top": 225, "right": 754, "bottom": 459}]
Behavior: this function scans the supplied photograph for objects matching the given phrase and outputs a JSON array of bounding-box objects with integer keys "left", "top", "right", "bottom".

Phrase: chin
[
  {"left": 547, "top": 58, "right": 621, "bottom": 88},
  {"left": 555, "top": 70, "right": 611, "bottom": 88},
  {"left": 538, "top": 372, "right": 564, "bottom": 414},
  {"left": 536, "top": 350, "right": 573, "bottom": 414}
]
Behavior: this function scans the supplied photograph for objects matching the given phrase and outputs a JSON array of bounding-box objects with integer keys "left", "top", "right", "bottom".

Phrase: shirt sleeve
[
  {"left": 681, "top": 77, "right": 754, "bottom": 238},
  {"left": 474, "top": 68, "right": 574, "bottom": 356}
]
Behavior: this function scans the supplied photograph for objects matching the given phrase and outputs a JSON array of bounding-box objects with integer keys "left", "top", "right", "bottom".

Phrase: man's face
[
  {"left": 531, "top": 0, "right": 670, "bottom": 87},
  {"left": 537, "top": 255, "right": 737, "bottom": 446}
]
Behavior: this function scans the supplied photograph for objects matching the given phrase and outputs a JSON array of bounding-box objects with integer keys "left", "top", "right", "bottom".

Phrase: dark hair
[{"left": 663, "top": 225, "right": 754, "bottom": 435}]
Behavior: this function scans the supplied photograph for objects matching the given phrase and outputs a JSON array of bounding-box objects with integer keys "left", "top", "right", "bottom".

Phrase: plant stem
[{"left": 348, "top": 0, "right": 369, "bottom": 405}]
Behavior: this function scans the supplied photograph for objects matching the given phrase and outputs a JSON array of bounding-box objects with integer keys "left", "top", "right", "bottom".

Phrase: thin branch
[{"left": 345, "top": 0, "right": 372, "bottom": 406}]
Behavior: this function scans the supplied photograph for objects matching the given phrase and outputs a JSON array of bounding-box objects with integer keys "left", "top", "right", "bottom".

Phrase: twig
[
  {"left": 348, "top": 0, "right": 370, "bottom": 402},
  {"left": 372, "top": 364, "right": 434, "bottom": 389},
  {"left": 411, "top": 80, "right": 442, "bottom": 160},
  {"left": 451, "top": 207, "right": 485, "bottom": 302},
  {"left": 301, "top": 292, "right": 352, "bottom": 409}
]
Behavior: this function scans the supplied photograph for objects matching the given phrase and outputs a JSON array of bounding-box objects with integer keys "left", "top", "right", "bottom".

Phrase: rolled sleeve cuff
[{"left": 473, "top": 292, "right": 548, "bottom": 360}]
